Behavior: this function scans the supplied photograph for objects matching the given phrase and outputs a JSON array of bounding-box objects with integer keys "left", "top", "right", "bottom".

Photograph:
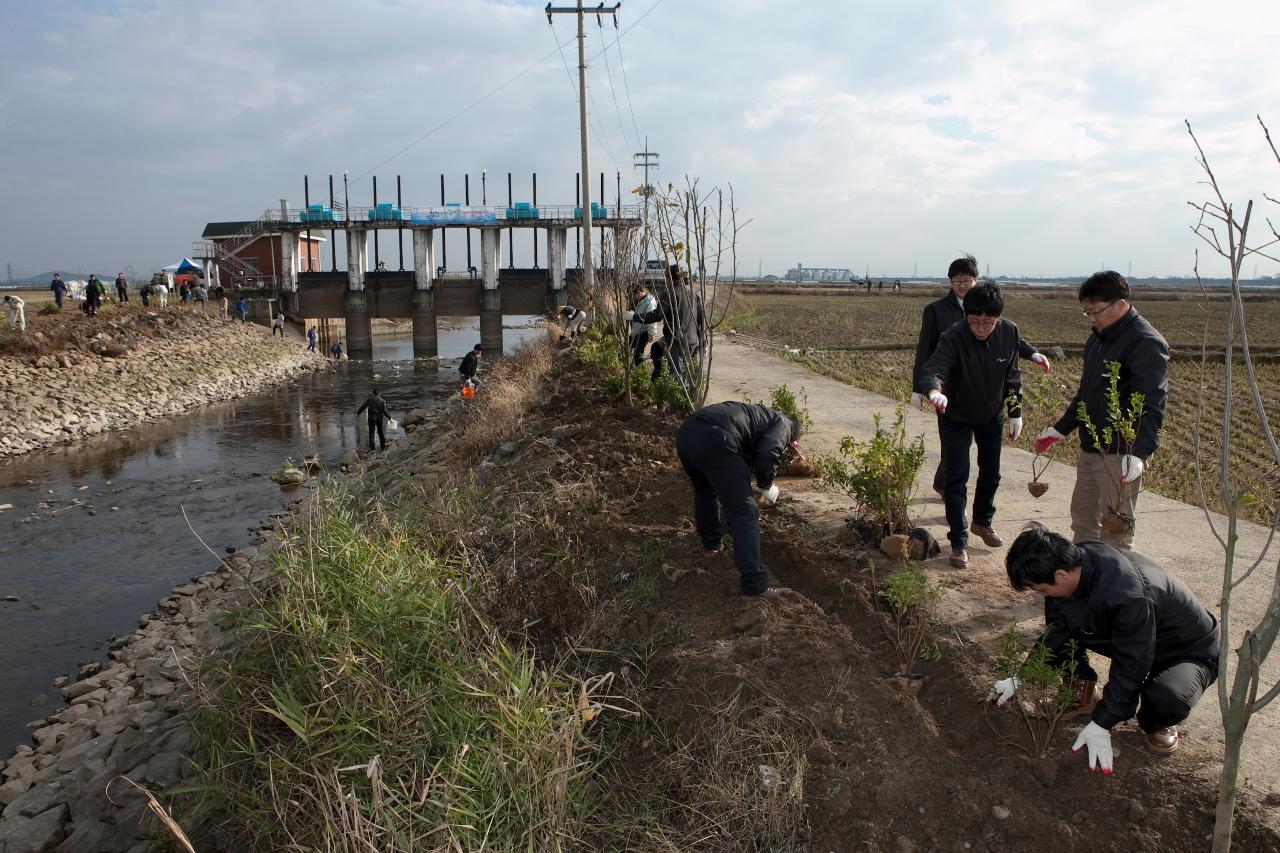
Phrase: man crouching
[
  {"left": 994, "top": 523, "right": 1219, "bottom": 774},
  {"left": 676, "top": 402, "right": 801, "bottom": 598}
]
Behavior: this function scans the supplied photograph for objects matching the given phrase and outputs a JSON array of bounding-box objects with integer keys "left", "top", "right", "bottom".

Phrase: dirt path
[{"left": 707, "top": 334, "right": 1280, "bottom": 807}]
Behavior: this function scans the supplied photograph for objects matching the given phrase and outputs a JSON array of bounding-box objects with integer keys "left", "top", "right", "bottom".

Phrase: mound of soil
[
  {"left": 0, "top": 301, "right": 224, "bottom": 361},
  {"left": 461, "top": 354, "right": 1279, "bottom": 852}
]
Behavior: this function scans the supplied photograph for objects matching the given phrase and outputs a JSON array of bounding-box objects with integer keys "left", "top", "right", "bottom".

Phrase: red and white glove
[
  {"left": 1030, "top": 352, "right": 1052, "bottom": 373},
  {"left": 927, "top": 390, "right": 948, "bottom": 413},
  {"left": 1035, "top": 427, "right": 1065, "bottom": 455},
  {"left": 1072, "top": 721, "right": 1114, "bottom": 775},
  {"left": 1119, "top": 455, "right": 1144, "bottom": 484}
]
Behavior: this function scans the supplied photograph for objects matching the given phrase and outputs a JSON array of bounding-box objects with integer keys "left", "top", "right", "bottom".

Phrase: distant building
[
  {"left": 784, "top": 263, "right": 852, "bottom": 283},
  {"left": 197, "top": 221, "right": 325, "bottom": 288}
]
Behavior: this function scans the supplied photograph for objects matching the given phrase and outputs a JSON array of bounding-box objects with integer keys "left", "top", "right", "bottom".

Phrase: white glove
[
  {"left": 1035, "top": 427, "right": 1065, "bottom": 455},
  {"left": 910, "top": 392, "right": 926, "bottom": 411},
  {"left": 1030, "top": 352, "right": 1052, "bottom": 373},
  {"left": 991, "top": 677, "right": 1019, "bottom": 707},
  {"left": 1071, "top": 721, "right": 1114, "bottom": 775},
  {"left": 1119, "top": 455, "right": 1144, "bottom": 484},
  {"left": 761, "top": 484, "right": 780, "bottom": 506},
  {"left": 624, "top": 310, "right": 635, "bottom": 323},
  {"left": 927, "top": 390, "right": 948, "bottom": 413},
  {"left": 1006, "top": 417, "right": 1023, "bottom": 441}
]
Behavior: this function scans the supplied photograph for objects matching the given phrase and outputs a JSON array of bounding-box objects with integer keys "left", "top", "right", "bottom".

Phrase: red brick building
[{"left": 200, "top": 221, "right": 325, "bottom": 287}]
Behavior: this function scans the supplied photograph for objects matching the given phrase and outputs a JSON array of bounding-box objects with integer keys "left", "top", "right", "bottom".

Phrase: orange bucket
[{"left": 461, "top": 384, "right": 475, "bottom": 400}]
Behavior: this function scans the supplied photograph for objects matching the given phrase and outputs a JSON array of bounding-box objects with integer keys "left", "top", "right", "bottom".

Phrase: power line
[
  {"left": 353, "top": 32, "right": 578, "bottom": 181},
  {"left": 611, "top": 15, "right": 645, "bottom": 151},
  {"left": 596, "top": 15, "right": 637, "bottom": 152},
  {"left": 549, "top": 21, "right": 621, "bottom": 166}
]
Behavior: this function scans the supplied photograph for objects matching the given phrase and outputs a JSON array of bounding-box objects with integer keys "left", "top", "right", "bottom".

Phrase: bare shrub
[{"left": 455, "top": 335, "right": 555, "bottom": 459}]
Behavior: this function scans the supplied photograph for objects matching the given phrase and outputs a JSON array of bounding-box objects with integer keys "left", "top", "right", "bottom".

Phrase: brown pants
[{"left": 1070, "top": 451, "right": 1142, "bottom": 550}]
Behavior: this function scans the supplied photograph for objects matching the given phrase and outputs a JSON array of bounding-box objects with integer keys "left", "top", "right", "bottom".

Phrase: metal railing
[{"left": 259, "top": 204, "right": 643, "bottom": 225}]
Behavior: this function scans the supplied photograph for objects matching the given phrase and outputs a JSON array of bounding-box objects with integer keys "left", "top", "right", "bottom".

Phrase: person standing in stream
[
  {"left": 356, "top": 387, "right": 390, "bottom": 451},
  {"left": 675, "top": 401, "right": 802, "bottom": 598}
]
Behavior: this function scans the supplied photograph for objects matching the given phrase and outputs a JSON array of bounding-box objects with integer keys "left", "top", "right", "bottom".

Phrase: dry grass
[{"left": 456, "top": 335, "right": 556, "bottom": 459}]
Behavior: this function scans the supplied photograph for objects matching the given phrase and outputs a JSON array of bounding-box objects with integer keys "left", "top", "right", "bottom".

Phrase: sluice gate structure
[{"left": 194, "top": 183, "right": 641, "bottom": 359}]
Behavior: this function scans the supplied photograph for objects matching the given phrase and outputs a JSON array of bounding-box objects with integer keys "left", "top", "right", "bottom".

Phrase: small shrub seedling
[
  {"left": 991, "top": 622, "right": 1081, "bottom": 759},
  {"left": 819, "top": 408, "right": 925, "bottom": 536},
  {"left": 1076, "top": 360, "right": 1145, "bottom": 534},
  {"left": 866, "top": 559, "right": 944, "bottom": 677}
]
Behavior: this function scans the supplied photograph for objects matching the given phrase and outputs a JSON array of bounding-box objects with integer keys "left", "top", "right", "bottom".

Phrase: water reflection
[{"left": 0, "top": 321, "right": 543, "bottom": 755}]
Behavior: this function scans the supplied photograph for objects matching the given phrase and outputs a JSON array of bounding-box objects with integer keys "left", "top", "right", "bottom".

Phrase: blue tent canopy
[{"left": 162, "top": 258, "right": 201, "bottom": 273}]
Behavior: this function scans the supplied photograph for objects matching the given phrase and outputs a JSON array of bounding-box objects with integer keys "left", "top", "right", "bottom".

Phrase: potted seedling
[
  {"left": 868, "top": 559, "right": 943, "bottom": 694},
  {"left": 989, "top": 623, "right": 1082, "bottom": 786},
  {"left": 1027, "top": 453, "right": 1050, "bottom": 498},
  {"left": 1076, "top": 361, "right": 1146, "bottom": 536}
]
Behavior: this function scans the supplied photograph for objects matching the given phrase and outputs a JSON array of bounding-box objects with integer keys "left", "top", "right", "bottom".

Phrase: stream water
[{"left": 0, "top": 320, "right": 542, "bottom": 755}]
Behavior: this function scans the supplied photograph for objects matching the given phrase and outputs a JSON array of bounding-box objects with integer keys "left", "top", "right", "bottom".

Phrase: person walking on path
[
  {"left": 915, "top": 282, "right": 1024, "bottom": 568},
  {"left": 272, "top": 313, "right": 286, "bottom": 337},
  {"left": 1034, "top": 271, "right": 1168, "bottom": 550},
  {"left": 356, "top": 387, "right": 390, "bottom": 451},
  {"left": 912, "top": 255, "right": 1051, "bottom": 496},
  {"left": 4, "top": 295, "right": 26, "bottom": 331},
  {"left": 676, "top": 401, "right": 801, "bottom": 598},
  {"left": 235, "top": 298, "right": 249, "bottom": 324},
  {"left": 115, "top": 273, "right": 129, "bottom": 303},
  {"left": 307, "top": 325, "right": 318, "bottom": 352},
  {"left": 50, "top": 273, "right": 66, "bottom": 310},
  {"left": 459, "top": 344, "right": 482, "bottom": 385},
  {"left": 993, "top": 523, "right": 1219, "bottom": 769},
  {"left": 194, "top": 284, "right": 209, "bottom": 313}
]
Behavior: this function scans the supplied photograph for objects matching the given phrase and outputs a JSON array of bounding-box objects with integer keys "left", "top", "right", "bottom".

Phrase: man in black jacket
[
  {"left": 356, "top": 387, "right": 390, "bottom": 451},
  {"left": 916, "top": 283, "right": 1023, "bottom": 568},
  {"left": 658, "top": 266, "right": 706, "bottom": 381},
  {"left": 1034, "top": 271, "right": 1169, "bottom": 549},
  {"left": 994, "top": 524, "right": 1218, "bottom": 771},
  {"left": 913, "top": 255, "right": 1049, "bottom": 494},
  {"left": 460, "top": 344, "right": 482, "bottom": 384},
  {"left": 676, "top": 402, "right": 800, "bottom": 597}
]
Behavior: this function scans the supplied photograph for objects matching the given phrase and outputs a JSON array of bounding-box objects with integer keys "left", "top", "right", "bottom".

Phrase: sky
[{"left": 2, "top": 0, "right": 1279, "bottom": 280}]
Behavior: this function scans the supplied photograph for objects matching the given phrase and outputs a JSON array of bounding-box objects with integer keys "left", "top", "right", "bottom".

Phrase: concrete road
[{"left": 706, "top": 335, "right": 1280, "bottom": 802}]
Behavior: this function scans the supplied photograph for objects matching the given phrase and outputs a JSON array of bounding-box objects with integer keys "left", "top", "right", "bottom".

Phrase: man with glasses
[
  {"left": 915, "top": 283, "right": 1024, "bottom": 568},
  {"left": 913, "top": 255, "right": 1051, "bottom": 496},
  {"left": 1035, "top": 271, "right": 1168, "bottom": 549}
]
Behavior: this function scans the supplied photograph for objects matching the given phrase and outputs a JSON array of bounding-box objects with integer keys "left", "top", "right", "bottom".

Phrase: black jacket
[
  {"left": 1044, "top": 542, "right": 1219, "bottom": 730},
  {"left": 657, "top": 284, "right": 705, "bottom": 348},
  {"left": 356, "top": 394, "right": 389, "bottom": 425},
  {"left": 460, "top": 351, "right": 480, "bottom": 379},
  {"left": 689, "top": 402, "right": 795, "bottom": 490},
  {"left": 915, "top": 318, "right": 1022, "bottom": 425},
  {"left": 1053, "top": 308, "right": 1168, "bottom": 458},
  {"left": 912, "top": 293, "right": 1040, "bottom": 387}
]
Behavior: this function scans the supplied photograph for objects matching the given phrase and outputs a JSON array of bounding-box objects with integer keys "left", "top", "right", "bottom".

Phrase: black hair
[
  {"left": 786, "top": 414, "right": 802, "bottom": 443},
  {"left": 1078, "top": 270, "right": 1130, "bottom": 302},
  {"left": 947, "top": 254, "right": 979, "bottom": 279},
  {"left": 963, "top": 282, "right": 1004, "bottom": 317},
  {"left": 372, "top": 387, "right": 381, "bottom": 395},
  {"left": 474, "top": 344, "right": 484, "bottom": 352},
  {"left": 1005, "top": 523, "right": 1081, "bottom": 591}
]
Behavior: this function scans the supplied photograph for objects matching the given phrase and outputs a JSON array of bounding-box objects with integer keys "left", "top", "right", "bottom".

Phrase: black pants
[
  {"left": 367, "top": 421, "right": 386, "bottom": 450},
  {"left": 54, "top": 294, "right": 63, "bottom": 309},
  {"left": 938, "top": 411, "right": 1004, "bottom": 548},
  {"left": 1063, "top": 647, "right": 1217, "bottom": 732},
  {"left": 629, "top": 333, "right": 648, "bottom": 366},
  {"left": 675, "top": 417, "right": 767, "bottom": 595},
  {"left": 273, "top": 325, "right": 284, "bottom": 337},
  {"left": 649, "top": 340, "right": 667, "bottom": 381}
]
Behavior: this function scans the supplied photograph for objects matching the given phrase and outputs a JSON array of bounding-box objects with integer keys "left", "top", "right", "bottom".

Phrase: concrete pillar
[
  {"left": 547, "top": 227, "right": 568, "bottom": 309},
  {"left": 202, "top": 259, "right": 214, "bottom": 290},
  {"left": 345, "top": 227, "right": 372, "bottom": 358},
  {"left": 479, "top": 227, "right": 503, "bottom": 355},
  {"left": 411, "top": 229, "right": 437, "bottom": 358}
]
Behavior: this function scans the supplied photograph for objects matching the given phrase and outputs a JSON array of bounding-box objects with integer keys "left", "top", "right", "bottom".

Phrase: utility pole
[
  {"left": 633, "top": 135, "right": 659, "bottom": 260},
  {"left": 547, "top": 1, "right": 619, "bottom": 295}
]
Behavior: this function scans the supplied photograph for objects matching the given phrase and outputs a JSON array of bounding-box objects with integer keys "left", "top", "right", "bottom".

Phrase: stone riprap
[{"left": 0, "top": 314, "right": 327, "bottom": 458}]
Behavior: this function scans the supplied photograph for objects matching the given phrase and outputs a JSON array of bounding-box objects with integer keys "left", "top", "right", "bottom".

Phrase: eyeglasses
[
  {"left": 966, "top": 316, "right": 998, "bottom": 328},
  {"left": 1081, "top": 301, "right": 1118, "bottom": 318},
  {"left": 950, "top": 277, "right": 977, "bottom": 287}
]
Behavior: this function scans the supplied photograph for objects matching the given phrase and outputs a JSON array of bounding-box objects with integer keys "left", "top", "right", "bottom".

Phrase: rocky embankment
[
  {"left": 0, "top": 409, "right": 448, "bottom": 853},
  {"left": 0, "top": 311, "right": 327, "bottom": 458}
]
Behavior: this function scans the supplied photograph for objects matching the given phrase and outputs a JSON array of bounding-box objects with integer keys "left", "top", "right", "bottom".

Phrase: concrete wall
[{"left": 294, "top": 270, "right": 555, "bottom": 318}]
